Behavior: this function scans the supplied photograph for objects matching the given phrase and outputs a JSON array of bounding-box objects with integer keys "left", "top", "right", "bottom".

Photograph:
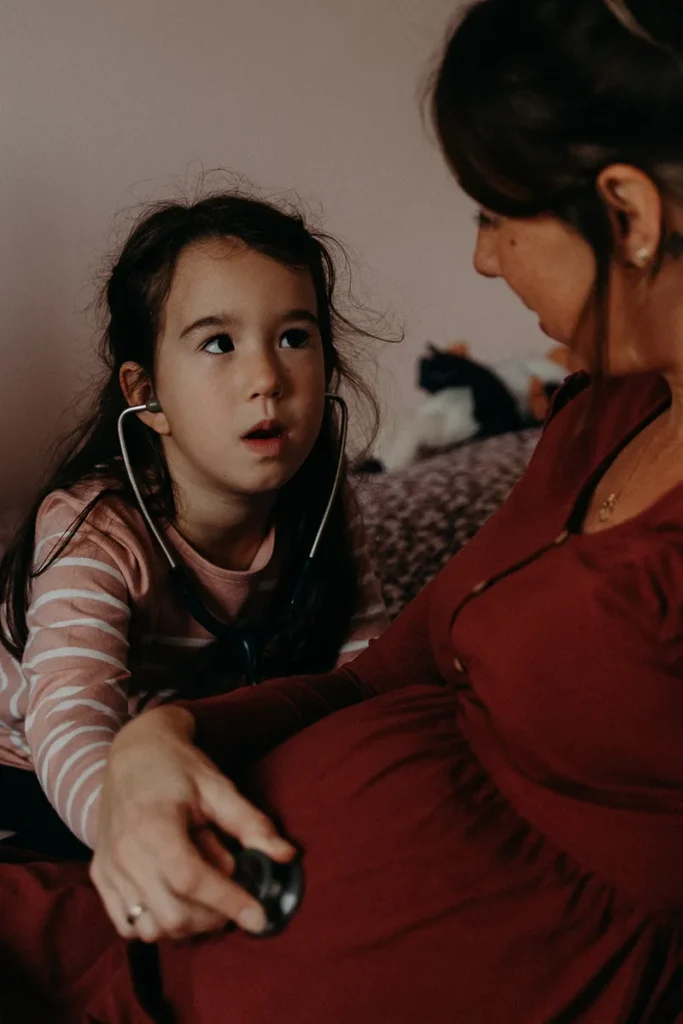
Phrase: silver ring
[{"left": 126, "top": 903, "right": 147, "bottom": 927}]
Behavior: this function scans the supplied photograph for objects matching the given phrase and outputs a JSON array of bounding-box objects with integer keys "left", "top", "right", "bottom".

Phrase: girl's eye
[
  {"left": 202, "top": 333, "right": 234, "bottom": 355},
  {"left": 280, "top": 328, "right": 310, "bottom": 349},
  {"left": 475, "top": 210, "right": 501, "bottom": 230}
]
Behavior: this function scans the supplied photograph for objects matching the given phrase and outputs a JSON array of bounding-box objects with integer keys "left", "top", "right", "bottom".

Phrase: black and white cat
[{"left": 380, "top": 347, "right": 565, "bottom": 472}]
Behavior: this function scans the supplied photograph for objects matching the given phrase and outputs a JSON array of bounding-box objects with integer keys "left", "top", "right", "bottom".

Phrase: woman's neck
[{"left": 662, "top": 370, "right": 683, "bottom": 441}]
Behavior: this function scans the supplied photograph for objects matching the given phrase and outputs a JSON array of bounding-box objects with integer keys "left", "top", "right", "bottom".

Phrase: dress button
[
  {"left": 453, "top": 657, "right": 466, "bottom": 674},
  {"left": 471, "top": 580, "right": 488, "bottom": 595},
  {"left": 554, "top": 530, "right": 569, "bottom": 545}
]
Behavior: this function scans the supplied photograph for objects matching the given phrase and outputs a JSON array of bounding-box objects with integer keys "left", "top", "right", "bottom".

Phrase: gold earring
[{"left": 632, "top": 246, "right": 652, "bottom": 268}]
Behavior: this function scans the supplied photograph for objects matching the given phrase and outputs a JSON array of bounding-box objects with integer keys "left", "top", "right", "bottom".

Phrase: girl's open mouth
[{"left": 241, "top": 421, "right": 288, "bottom": 457}]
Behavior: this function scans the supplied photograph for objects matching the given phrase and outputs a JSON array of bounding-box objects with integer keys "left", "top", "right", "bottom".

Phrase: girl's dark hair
[
  {"left": 0, "top": 189, "right": 384, "bottom": 680},
  {"left": 430, "top": 0, "right": 683, "bottom": 362}
]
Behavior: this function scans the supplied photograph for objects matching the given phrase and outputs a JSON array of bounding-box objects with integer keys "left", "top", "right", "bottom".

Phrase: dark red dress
[{"left": 3, "top": 373, "right": 683, "bottom": 1023}]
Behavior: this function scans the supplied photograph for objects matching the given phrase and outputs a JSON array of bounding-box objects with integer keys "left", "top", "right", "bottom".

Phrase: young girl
[{"left": 0, "top": 191, "right": 389, "bottom": 856}]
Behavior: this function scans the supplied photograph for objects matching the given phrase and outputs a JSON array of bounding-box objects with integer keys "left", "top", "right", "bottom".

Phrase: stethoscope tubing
[{"left": 117, "top": 394, "right": 349, "bottom": 683}]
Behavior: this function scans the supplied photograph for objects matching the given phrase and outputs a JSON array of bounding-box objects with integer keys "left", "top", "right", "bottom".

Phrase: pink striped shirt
[{"left": 0, "top": 483, "right": 388, "bottom": 847}]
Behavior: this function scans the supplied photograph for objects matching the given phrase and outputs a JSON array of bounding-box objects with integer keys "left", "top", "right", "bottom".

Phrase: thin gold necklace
[{"left": 597, "top": 425, "right": 662, "bottom": 524}]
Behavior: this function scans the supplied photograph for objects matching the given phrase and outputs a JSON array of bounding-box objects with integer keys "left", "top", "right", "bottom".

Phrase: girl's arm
[{"left": 22, "top": 498, "right": 142, "bottom": 848}]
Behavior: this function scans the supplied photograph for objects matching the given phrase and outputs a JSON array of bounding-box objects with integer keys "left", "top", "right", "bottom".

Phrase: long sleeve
[
  {"left": 183, "top": 576, "right": 440, "bottom": 772},
  {"left": 22, "top": 501, "right": 143, "bottom": 847}
]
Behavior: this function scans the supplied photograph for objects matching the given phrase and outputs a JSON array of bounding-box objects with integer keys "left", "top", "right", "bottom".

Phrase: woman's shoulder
[
  {"left": 544, "top": 369, "right": 592, "bottom": 421},
  {"left": 536, "top": 371, "right": 669, "bottom": 483},
  {"left": 546, "top": 370, "right": 668, "bottom": 429}
]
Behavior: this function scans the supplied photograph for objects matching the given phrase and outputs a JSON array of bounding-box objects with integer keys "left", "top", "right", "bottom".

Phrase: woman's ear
[
  {"left": 596, "top": 164, "right": 663, "bottom": 269},
  {"left": 119, "top": 362, "right": 171, "bottom": 436}
]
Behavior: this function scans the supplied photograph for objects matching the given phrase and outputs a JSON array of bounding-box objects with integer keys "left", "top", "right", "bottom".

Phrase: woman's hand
[{"left": 89, "top": 704, "right": 296, "bottom": 942}]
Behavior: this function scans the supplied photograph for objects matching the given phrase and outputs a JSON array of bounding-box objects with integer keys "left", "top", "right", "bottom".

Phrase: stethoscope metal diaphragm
[{"left": 232, "top": 847, "right": 305, "bottom": 936}]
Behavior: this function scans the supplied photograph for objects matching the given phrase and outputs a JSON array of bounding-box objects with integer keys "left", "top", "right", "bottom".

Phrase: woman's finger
[
  {"left": 91, "top": 859, "right": 156, "bottom": 941},
  {"left": 91, "top": 873, "right": 140, "bottom": 939},
  {"left": 106, "top": 810, "right": 269, "bottom": 935},
  {"left": 122, "top": 866, "right": 227, "bottom": 942},
  {"left": 156, "top": 829, "right": 268, "bottom": 933},
  {"left": 120, "top": 895, "right": 160, "bottom": 944},
  {"left": 198, "top": 770, "right": 296, "bottom": 861},
  {"left": 94, "top": 847, "right": 236, "bottom": 942},
  {"left": 192, "top": 824, "right": 236, "bottom": 875}
]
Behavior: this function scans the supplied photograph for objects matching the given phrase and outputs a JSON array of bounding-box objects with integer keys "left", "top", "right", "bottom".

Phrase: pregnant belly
[{"left": 162, "top": 685, "right": 661, "bottom": 1024}]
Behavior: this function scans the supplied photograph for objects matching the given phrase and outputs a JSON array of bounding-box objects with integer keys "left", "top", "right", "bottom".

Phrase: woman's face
[
  {"left": 473, "top": 210, "right": 597, "bottom": 354},
  {"left": 473, "top": 203, "right": 683, "bottom": 377}
]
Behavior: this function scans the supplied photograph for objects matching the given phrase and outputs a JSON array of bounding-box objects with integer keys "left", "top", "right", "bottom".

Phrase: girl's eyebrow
[{"left": 180, "top": 308, "right": 319, "bottom": 338}]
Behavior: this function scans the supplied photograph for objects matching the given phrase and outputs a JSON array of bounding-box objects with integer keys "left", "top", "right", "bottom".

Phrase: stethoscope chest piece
[{"left": 233, "top": 848, "right": 305, "bottom": 935}]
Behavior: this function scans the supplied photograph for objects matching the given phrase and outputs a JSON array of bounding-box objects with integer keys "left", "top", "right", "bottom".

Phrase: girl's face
[
  {"left": 152, "top": 238, "right": 327, "bottom": 502},
  {"left": 473, "top": 210, "right": 597, "bottom": 358}
]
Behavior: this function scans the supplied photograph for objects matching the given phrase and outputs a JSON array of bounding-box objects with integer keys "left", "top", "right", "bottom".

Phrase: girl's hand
[{"left": 89, "top": 705, "right": 296, "bottom": 942}]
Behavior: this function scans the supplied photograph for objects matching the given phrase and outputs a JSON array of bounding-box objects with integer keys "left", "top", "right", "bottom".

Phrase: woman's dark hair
[
  {"left": 430, "top": 0, "right": 683, "bottom": 361},
  {"left": 0, "top": 190, "right": 385, "bottom": 680}
]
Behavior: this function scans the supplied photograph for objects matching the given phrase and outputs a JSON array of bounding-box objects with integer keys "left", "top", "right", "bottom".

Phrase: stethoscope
[
  {"left": 117, "top": 392, "right": 348, "bottom": 686},
  {"left": 128, "top": 835, "right": 306, "bottom": 1020},
  {"left": 117, "top": 395, "right": 347, "bottom": 949}
]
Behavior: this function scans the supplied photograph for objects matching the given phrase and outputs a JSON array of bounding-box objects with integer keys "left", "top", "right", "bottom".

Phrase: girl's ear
[{"left": 119, "top": 362, "right": 171, "bottom": 436}]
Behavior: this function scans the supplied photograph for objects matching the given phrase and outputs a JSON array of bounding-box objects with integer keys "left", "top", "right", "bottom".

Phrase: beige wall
[{"left": 1, "top": 0, "right": 544, "bottom": 509}]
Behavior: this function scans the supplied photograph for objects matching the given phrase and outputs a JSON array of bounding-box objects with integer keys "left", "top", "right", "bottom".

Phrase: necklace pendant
[{"left": 598, "top": 493, "right": 617, "bottom": 523}]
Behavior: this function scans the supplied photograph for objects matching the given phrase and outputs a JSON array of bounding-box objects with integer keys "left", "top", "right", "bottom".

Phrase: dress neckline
[{"left": 566, "top": 392, "right": 674, "bottom": 539}]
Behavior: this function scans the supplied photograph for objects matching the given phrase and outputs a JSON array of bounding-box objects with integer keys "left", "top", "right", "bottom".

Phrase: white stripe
[
  {"left": 41, "top": 681, "right": 126, "bottom": 702},
  {"left": 352, "top": 602, "right": 385, "bottom": 624},
  {"left": 34, "top": 719, "right": 73, "bottom": 762},
  {"left": 9, "top": 730, "right": 30, "bottom": 755},
  {"left": 38, "top": 724, "right": 114, "bottom": 790},
  {"left": 0, "top": 660, "right": 8, "bottom": 695},
  {"left": 65, "top": 758, "right": 107, "bottom": 833},
  {"left": 34, "top": 531, "right": 68, "bottom": 561},
  {"left": 25, "top": 647, "right": 127, "bottom": 672},
  {"left": 339, "top": 639, "right": 370, "bottom": 655},
  {"left": 141, "top": 634, "right": 212, "bottom": 648},
  {"left": 80, "top": 783, "right": 102, "bottom": 845},
  {"left": 35, "top": 530, "right": 120, "bottom": 566},
  {"left": 54, "top": 740, "right": 112, "bottom": 807},
  {"left": 34, "top": 618, "right": 128, "bottom": 645},
  {"left": 32, "top": 589, "right": 129, "bottom": 615},
  {"left": 8, "top": 668, "right": 27, "bottom": 720},
  {"left": 45, "top": 685, "right": 85, "bottom": 699},
  {"left": 154, "top": 689, "right": 177, "bottom": 703},
  {"left": 45, "top": 698, "right": 125, "bottom": 722},
  {"left": 51, "top": 557, "right": 126, "bottom": 586}
]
